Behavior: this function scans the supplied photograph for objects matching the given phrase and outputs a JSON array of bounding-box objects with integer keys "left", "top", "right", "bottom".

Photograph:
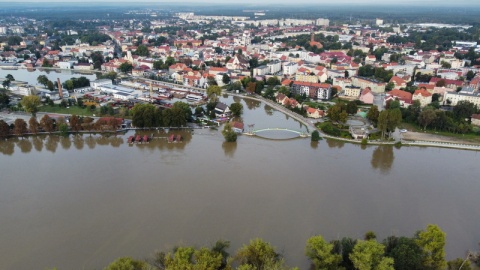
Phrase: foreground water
[{"left": 0, "top": 74, "right": 479, "bottom": 268}]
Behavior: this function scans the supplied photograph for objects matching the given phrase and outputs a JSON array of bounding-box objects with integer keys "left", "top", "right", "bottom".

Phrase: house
[
  {"left": 306, "top": 107, "right": 325, "bottom": 119},
  {"left": 359, "top": 88, "right": 374, "bottom": 104},
  {"left": 385, "top": 89, "right": 413, "bottom": 107},
  {"left": 344, "top": 85, "right": 362, "bottom": 97},
  {"left": 215, "top": 102, "right": 231, "bottom": 117},
  {"left": 231, "top": 121, "right": 244, "bottom": 133},
  {"left": 226, "top": 54, "right": 249, "bottom": 70},
  {"left": 471, "top": 114, "right": 480, "bottom": 126},
  {"left": 351, "top": 76, "right": 386, "bottom": 93},
  {"left": 389, "top": 76, "right": 407, "bottom": 88},
  {"left": 412, "top": 88, "right": 433, "bottom": 107},
  {"left": 276, "top": 93, "right": 287, "bottom": 104}
]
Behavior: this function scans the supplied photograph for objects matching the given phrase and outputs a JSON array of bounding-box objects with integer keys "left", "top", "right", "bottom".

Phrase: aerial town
[
  {"left": 1, "top": 6, "right": 480, "bottom": 145},
  {"left": 2, "top": 2, "right": 480, "bottom": 270}
]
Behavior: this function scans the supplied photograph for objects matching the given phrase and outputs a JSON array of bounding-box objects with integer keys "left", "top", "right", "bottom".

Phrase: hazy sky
[{"left": 0, "top": 0, "right": 477, "bottom": 4}]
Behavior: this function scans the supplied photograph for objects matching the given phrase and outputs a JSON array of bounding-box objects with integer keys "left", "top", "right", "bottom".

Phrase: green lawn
[{"left": 38, "top": 105, "right": 98, "bottom": 117}]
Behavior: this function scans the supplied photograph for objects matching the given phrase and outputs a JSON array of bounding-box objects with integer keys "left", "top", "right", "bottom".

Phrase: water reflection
[
  {"left": 232, "top": 96, "right": 241, "bottom": 103},
  {"left": 222, "top": 141, "right": 237, "bottom": 157},
  {"left": 310, "top": 141, "right": 319, "bottom": 149},
  {"left": 45, "top": 136, "right": 59, "bottom": 153},
  {"left": 264, "top": 104, "right": 274, "bottom": 116},
  {"left": 60, "top": 136, "right": 72, "bottom": 150},
  {"left": 32, "top": 136, "right": 44, "bottom": 152},
  {"left": 0, "top": 139, "right": 14, "bottom": 155},
  {"left": 244, "top": 99, "right": 261, "bottom": 110},
  {"left": 371, "top": 146, "right": 395, "bottom": 174},
  {"left": 73, "top": 135, "right": 84, "bottom": 150},
  {"left": 326, "top": 139, "right": 345, "bottom": 149},
  {"left": 17, "top": 138, "right": 33, "bottom": 153}
]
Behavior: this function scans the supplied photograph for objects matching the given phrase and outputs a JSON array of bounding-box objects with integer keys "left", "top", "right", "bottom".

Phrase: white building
[
  {"left": 283, "top": 62, "right": 298, "bottom": 76},
  {"left": 376, "top": 18, "right": 384, "bottom": 26},
  {"left": 316, "top": 18, "right": 330, "bottom": 27},
  {"left": 91, "top": 79, "right": 113, "bottom": 90},
  {"left": 444, "top": 91, "right": 480, "bottom": 106},
  {"left": 253, "top": 65, "right": 269, "bottom": 77},
  {"left": 267, "top": 61, "right": 282, "bottom": 74}
]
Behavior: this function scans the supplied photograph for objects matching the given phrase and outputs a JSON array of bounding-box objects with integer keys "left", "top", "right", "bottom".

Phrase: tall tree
[
  {"left": 346, "top": 101, "right": 358, "bottom": 115},
  {"left": 37, "top": 75, "right": 49, "bottom": 86},
  {"left": 367, "top": 105, "right": 380, "bottom": 125},
  {"left": 207, "top": 85, "right": 222, "bottom": 101},
  {"left": 0, "top": 119, "right": 10, "bottom": 138},
  {"left": 222, "top": 123, "right": 237, "bottom": 142},
  {"left": 350, "top": 240, "right": 394, "bottom": 270},
  {"left": 29, "top": 117, "right": 40, "bottom": 134},
  {"left": 415, "top": 224, "right": 447, "bottom": 270},
  {"left": 235, "top": 238, "right": 280, "bottom": 270},
  {"left": 418, "top": 108, "right": 437, "bottom": 130},
  {"left": 13, "top": 118, "right": 28, "bottom": 136},
  {"left": 305, "top": 235, "right": 342, "bottom": 270},
  {"left": 230, "top": 102, "right": 243, "bottom": 117},
  {"left": 40, "top": 115, "right": 55, "bottom": 133},
  {"left": 20, "top": 95, "right": 41, "bottom": 116},
  {"left": 105, "top": 257, "right": 146, "bottom": 270}
]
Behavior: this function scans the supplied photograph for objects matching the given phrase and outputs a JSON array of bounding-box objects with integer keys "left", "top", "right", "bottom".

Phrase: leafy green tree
[
  {"left": 105, "top": 257, "right": 146, "bottom": 270},
  {"left": 453, "top": 100, "right": 477, "bottom": 120},
  {"left": 230, "top": 102, "right": 243, "bottom": 117},
  {"left": 339, "top": 111, "right": 348, "bottom": 123},
  {"left": 327, "top": 104, "right": 344, "bottom": 122},
  {"left": 305, "top": 235, "right": 342, "bottom": 270},
  {"left": 21, "top": 95, "right": 41, "bottom": 116},
  {"left": 447, "top": 258, "right": 471, "bottom": 270},
  {"left": 42, "top": 58, "right": 53, "bottom": 68},
  {"left": 415, "top": 224, "right": 447, "bottom": 270},
  {"left": 37, "top": 75, "right": 49, "bottom": 86},
  {"left": 350, "top": 240, "right": 394, "bottom": 270},
  {"left": 119, "top": 62, "right": 133, "bottom": 73},
  {"left": 311, "top": 130, "right": 320, "bottom": 142},
  {"left": 47, "top": 80, "right": 55, "bottom": 91},
  {"left": 235, "top": 238, "right": 280, "bottom": 270},
  {"left": 5, "top": 74, "right": 14, "bottom": 81},
  {"left": 207, "top": 85, "right": 222, "bottom": 101},
  {"left": 367, "top": 105, "right": 379, "bottom": 125},
  {"left": 222, "top": 123, "right": 237, "bottom": 142},
  {"left": 134, "top": 45, "right": 149, "bottom": 57},
  {"left": 222, "top": 74, "right": 231, "bottom": 85},
  {"left": 173, "top": 101, "right": 192, "bottom": 120},
  {"left": 266, "top": 76, "right": 280, "bottom": 86},
  {"left": 2, "top": 79, "right": 11, "bottom": 89},
  {"left": 153, "top": 59, "right": 164, "bottom": 70},
  {"left": 346, "top": 101, "right": 358, "bottom": 115},
  {"left": 384, "top": 237, "right": 423, "bottom": 270},
  {"left": 0, "top": 90, "right": 10, "bottom": 108},
  {"left": 418, "top": 108, "right": 437, "bottom": 130}
]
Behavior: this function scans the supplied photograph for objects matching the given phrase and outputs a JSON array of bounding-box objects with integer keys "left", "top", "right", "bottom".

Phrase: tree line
[
  {"left": 131, "top": 102, "right": 192, "bottom": 128},
  {"left": 101, "top": 224, "right": 480, "bottom": 270},
  {"left": 0, "top": 114, "right": 123, "bottom": 139}
]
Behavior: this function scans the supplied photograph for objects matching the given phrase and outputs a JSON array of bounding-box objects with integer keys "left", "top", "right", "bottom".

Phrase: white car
[{"left": 400, "top": 129, "right": 407, "bottom": 133}]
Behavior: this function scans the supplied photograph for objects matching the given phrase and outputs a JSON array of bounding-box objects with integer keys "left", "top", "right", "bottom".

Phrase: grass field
[{"left": 38, "top": 105, "right": 98, "bottom": 117}]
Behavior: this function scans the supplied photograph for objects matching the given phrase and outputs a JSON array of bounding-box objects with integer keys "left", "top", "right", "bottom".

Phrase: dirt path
[{"left": 402, "top": 131, "right": 479, "bottom": 145}]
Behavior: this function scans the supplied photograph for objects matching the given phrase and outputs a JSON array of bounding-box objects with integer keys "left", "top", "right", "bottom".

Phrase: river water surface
[{"left": 1, "top": 70, "right": 480, "bottom": 269}]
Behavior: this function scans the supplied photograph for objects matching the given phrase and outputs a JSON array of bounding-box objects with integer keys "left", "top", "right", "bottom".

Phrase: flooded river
[{"left": 0, "top": 73, "right": 479, "bottom": 269}]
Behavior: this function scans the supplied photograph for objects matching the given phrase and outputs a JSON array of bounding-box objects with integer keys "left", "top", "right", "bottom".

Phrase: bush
[
  {"left": 320, "top": 122, "right": 341, "bottom": 137},
  {"left": 311, "top": 130, "right": 320, "bottom": 142},
  {"left": 361, "top": 138, "right": 368, "bottom": 145}
]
